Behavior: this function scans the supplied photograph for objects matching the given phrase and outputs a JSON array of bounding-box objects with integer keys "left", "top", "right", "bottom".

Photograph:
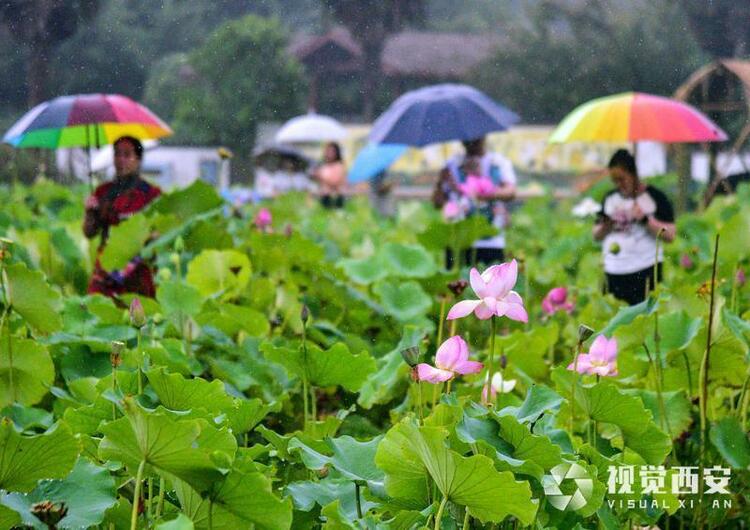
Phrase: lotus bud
[
  {"left": 737, "top": 268, "right": 746, "bottom": 287},
  {"left": 129, "top": 298, "right": 146, "bottom": 328},
  {"left": 300, "top": 304, "right": 310, "bottom": 325},
  {"left": 577, "top": 324, "right": 594, "bottom": 343},
  {"left": 500, "top": 354, "right": 507, "bottom": 370},
  {"left": 110, "top": 341, "right": 125, "bottom": 368},
  {"left": 400, "top": 346, "right": 421, "bottom": 367},
  {"left": 447, "top": 279, "right": 468, "bottom": 297},
  {"left": 174, "top": 235, "right": 185, "bottom": 253}
]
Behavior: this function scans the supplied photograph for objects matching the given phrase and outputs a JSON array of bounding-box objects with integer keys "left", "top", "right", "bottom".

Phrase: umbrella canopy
[
  {"left": 253, "top": 143, "right": 311, "bottom": 171},
  {"left": 368, "top": 84, "right": 520, "bottom": 147},
  {"left": 275, "top": 112, "right": 347, "bottom": 143},
  {"left": 348, "top": 143, "right": 409, "bottom": 184},
  {"left": 3, "top": 93, "right": 172, "bottom": 149},
  {"left": 549, "top": 92, "right": 727, "bottom": 144}
]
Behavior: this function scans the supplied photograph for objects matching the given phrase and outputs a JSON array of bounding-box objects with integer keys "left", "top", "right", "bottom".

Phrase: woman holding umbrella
[
  {"left": 435, "top": 136, "right": 517, "bottom": 268},
  {"left": 311, "top": 142, "right": 347, "bottom": 209},
  {"left": 593, "top": 149, "right": 675, "bottom": 305},
  {"left": 83, "top": 136, "right": 161, "bottom": 298}
]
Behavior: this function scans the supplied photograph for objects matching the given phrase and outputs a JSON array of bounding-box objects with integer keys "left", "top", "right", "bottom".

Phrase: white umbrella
[{"left": 275, "top": 112, "right": 347, "bottom": 143}]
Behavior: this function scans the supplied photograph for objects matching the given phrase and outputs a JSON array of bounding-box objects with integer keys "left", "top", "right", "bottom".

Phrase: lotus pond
[{"left": 0, "top": 178, "right": 748, "bottom": 529}]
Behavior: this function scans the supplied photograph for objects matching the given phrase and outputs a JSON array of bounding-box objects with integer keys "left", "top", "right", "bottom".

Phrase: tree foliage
[{"left": 472, "top": 0, "right": 707, "bottom": 123}]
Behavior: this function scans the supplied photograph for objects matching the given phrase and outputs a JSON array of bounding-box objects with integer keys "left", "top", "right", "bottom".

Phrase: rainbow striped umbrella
[
  {"left": 3, "top": 93, "right": 172, "bottom": 149},
  {"left": 549, "top": 92, "right": 727, "bottom": 144}
]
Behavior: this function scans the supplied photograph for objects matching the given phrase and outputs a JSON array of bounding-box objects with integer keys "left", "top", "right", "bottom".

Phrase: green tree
[
  {"left": 0, "top": 0, "right": 100, "bottom": 105},
  {"left": 321, "top": 0, "right": 425, "bottom": 120},
  {"left": 473, "top": 0, "right": 706, "bottom": 123},
  {"left": 171, "top": 15, "right": 306, "bottom": 157},
  {"left": 677, "top": 0, "right": 750, "bottom": 58}
]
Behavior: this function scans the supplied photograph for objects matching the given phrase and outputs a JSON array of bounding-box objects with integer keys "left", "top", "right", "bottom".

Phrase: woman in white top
[{"left": 593, "top": 149, "right": 676, "bottom": 305}]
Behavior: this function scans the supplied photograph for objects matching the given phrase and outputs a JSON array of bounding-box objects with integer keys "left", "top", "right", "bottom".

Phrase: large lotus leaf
[
  {"left": 599, "top": 296, "right": 659, "bottom": 337},
  {"left": 358, "top": 325, "right": 427, "bottom": 409},
  {"left": 174, "top": 469, "right": 293, "bottom": 530},
  {"left": 0, "top": 505, "right": 20, "bottom": 529},
  {"left": 372, "top": 280, "right": 432, "bottom": 321},
  {"left": 374, "top": 420, "right": 430, "bottom": 509},
  {"left": 99, "top": 213, "right": 151, "bottom": 271},
  {"left": 651, "top": 311, "right": 702, "bottom": 353},
  {"left": 3, "top": 261, "right": 62, "bottom": 333},
  {"left": 495, "top": 324, "right": 558, "bottom": 380},
  {"left": 0, "top": 334, "right": 54, "bottom": 408},
  {"left": 573, "top": 378, "right": 671, "bottom": 464},
  {"left": 0, "top": 458, "right": 116, "bottom": 529},
  {"left": 382, "top": 242, "right": 436, "bottom": 278},
  {"left": 157, "top": 281, "right": 204, "bottom": 318},
  {"left": 262, "top": 342, "right": 376, "bottom": 393},
  {"left": 63, "top": 396, "right": 116, "bottom": 435},
  {"left": 498, "top": 384, "right": 564, "bottom": 424},
  {"left": 152, "top": 180, "right": 223, "bottom": 221},
  {"left": 225, "top": 398, "right": 279, "bottom": 435},
  {"left": 156, "top": 513, "right": 195, "bottom": 530},
  {"left": 709, "top": 417, "right": 750, "bottom": 470},
  {"left": 0, "top": 421, "right": 79, "bottom": 492},
  {"left": 146, "top": 368, "right": 233, "bottom": 414},
  {"left": 98, "top": 398, "right": 225, "bottom": 492},
  {"left": 636, "top": 390, "right": 692, "bottom": 439},
  {"left": 184, "top": 218, "right": 233, "bottom": 252},
  {"left": 186, "top": 249, "right": 251, "bottom": 300},
  {"left": 286, "top": 478, "right": 378, "bottom": 520},
  {"left": 196, "top": 302, "right": 269, "bottom": 337},
  {"left": 407, "top": 423, "right": 537, "bottom": 524},
  {"left": 723, "top": 308, "right": 750, "bottom": 347},
  {"left": 338, "top": 254, "right": 389, "bottom": 285},
  {"left": 0, "top": 404, "right": 53, "bottom": 433},
  {"left": 719, "top": 212, "right": 750, "bottom": 264}
]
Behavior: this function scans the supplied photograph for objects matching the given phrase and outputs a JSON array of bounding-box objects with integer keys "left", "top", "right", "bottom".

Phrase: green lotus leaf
[
  {"left": 157, "top": 280, "right": 204, "bottom": 318},
  {"left": 0, "top": 458, "right": 116, "bottom": 529},
  {"left": 0, "top": 421, "right": 79, "bottom": 492},
  {"left": 99, "top": 213, "right": 151, "bottom": 271},
  {"left": 372, "top": 280, "right": 432, "bottom": 322},
  {"left": 225, "top": 398, "right": 279, "bottom": 435},
  {"left": 146, "top": 368, "right": 233, "bottom": 414},
  {"left": 382, "top": 242, "right": 436, "bottom": 278},
  {"left": 0, "top": 335, "right": 55, "bottom": 408},
  {"left": 156, "top": 513, "right": 195, "bottom": 530},
  {"left": 261, "top": 341, "right": 376, "bottom": 393},
  {"left": 3, "top": 261, "right": 62, "bottom": 334},
  {"left": 338, "top": 254, "right": 389, "bottom": 285},
  {"left": 152, "top": 180, "right": 223, "bottom": 221},
  {"left": 710, "top": 417, "right": 750, "bottom": 470},
  {"left": 98, "top": 398, "right": 227, "bottom": 492},
  {"left": 186, "top": 249, "right": 251, "bottom": 300}
]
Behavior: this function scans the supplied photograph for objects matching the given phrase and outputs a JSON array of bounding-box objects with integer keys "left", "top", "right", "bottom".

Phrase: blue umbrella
[
  {"left": 368, "top": 84, "right": 519, "bottom": 147},
  {"left": 348, "top": 143, "right": 408, "bottom": 183}
]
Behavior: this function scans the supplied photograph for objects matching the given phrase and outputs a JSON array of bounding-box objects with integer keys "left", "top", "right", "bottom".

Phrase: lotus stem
[
  {"left": 208, "top": 499, "right": 214, "bottom": 530},
  {"left": 462, "top": 508, "right": 471, "bottom": 530},
  {"left": 417, "top": 381, "right": 424, "bottom": 424},
  {"left": 437, "top": 297, "right": 447, "bottom": 348},
  {"left": 355, "top": 482, "right": 363, "bottom": 519},
  {"left": 130, "top": 460, "right": 146, "bottom": 530},
  {"left": 147, "top": 477, "right": 153, "bottom": 521},
  {"left": 569, "top": 339, "right": 584, "bottom": 435},
  {"left": 136, "top": 328, "right": 143, "bottom": 396},
  {"left": 434, "top": 496, "right": 448, "bottom": 530},
  {"left": 310, "top": 385, "right": 317, "bottom": 422},
  {"left": 156, "top": 478, "right": 165, "bottom": 519},
  {"left": 486, "top": 316, "right": 496, "bottom": 405},
  {"left": 302, "top": 320, "right": 309, "bottom": 429}
]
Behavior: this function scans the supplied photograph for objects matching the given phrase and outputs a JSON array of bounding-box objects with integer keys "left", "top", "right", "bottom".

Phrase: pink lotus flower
[
  {"left": 442, "top": 200, "right": 462, "bottom": 221},
  {"left": 254, "top": 208, "right": 272, "bottom": 229},
  {"left": 680, "top": 254, "right": 694, "bottom": 270},
  {"left": 541, "top": 287, "right": 574, "bottom": 315},
  {"left": 447, "top": 260, "right": 528, "bottom": 322},
  {"left": 567, "top": 335, "right": 618, "bottom": 377},
  {"left": 481, "top": 371, "right": 517, "bottom": 401},
  {"left": 416, "top": 336, "right": 483, "bottom": 383},
  {"left": 459, "top": 175, "right": 495, "bottom": 199}
]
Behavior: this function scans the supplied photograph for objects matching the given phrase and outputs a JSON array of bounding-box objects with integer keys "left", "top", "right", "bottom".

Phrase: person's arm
[
  {"left": 83, "top": 195, "right": 101, "bottom": 238},
  {"left": 637, "top": 187, "right": 676, "bottom": 242},
  {"left": 491, "top": 157, "right": 516, "bottom": 201},
  {"left": 645, "top": 216, "right": 676, "bottom": 242},
  {"left": 593, "top": 217, "right": 613, "bottom": 241}
]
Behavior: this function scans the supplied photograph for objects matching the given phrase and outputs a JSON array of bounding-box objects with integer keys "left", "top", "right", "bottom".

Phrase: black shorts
[
  {"left": 445, "top": 247, "right": 505, "bottom": 270},
  {"left": 320, "top": 195, "right": 344, "bottom": 209},
  {"left": 606, "top": 263, "right": 663, "bottom": 305}
]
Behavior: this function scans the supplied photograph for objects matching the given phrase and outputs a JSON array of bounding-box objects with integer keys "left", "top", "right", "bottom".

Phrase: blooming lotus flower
[
  {"left": 459, "top": 175, "right": 495, "bottom": 199},
  {"left": 572, "top": 197, "right": 601, "bottom": 218},
  {"left": 541, "top": 287, "right": 574, "bottom": 315},
  {"left": 442, "top": 200, "right": 462, "bottom": 221},
  {"left": 447, "top": 260, "right": 528, "bottom": 322},
  {"left": 567, "top": 335, "right": 618, "bottom": 377},
  {"left": 254, "top": 208, "right": 272, "bottom": 229},
  {"left": 416, "top": 335, "right": 483, "bottom": 383},
  {"left": 481, "top": 371, "right": 517, "bottom": 401}
]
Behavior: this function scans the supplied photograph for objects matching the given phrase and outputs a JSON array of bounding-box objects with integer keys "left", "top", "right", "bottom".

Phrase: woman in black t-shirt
[{"left": 593, "top": 150, "right": 676, "bottom": 305}]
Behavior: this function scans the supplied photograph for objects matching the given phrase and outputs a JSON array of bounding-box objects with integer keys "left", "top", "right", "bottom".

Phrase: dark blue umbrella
[{"left": 368, "top": 84, "right": 520, "bottom": 147}]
